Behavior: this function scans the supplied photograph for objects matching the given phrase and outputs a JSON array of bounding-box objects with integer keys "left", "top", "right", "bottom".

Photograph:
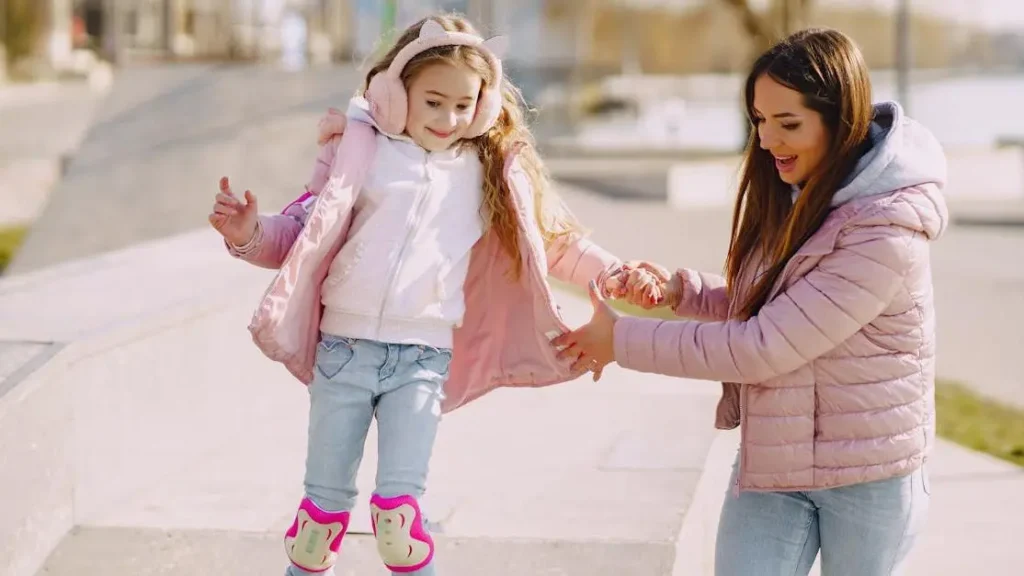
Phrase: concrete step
[{"left": 37, "top": 527, "right": 675, "bottom": 576}]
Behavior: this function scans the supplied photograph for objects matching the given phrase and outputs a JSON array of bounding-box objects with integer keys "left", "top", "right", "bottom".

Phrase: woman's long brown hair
[{"left": 727, "top": 28, "right": 874, "bottom": 318}]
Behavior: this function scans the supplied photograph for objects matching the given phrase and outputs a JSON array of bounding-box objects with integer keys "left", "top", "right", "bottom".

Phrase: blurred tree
[
  {"left": 722, "top": 0, "right": 815, "bottom": 146},
  {"left": 722, "top": 0, "right": 815, "bottom": 51},
  {"left": 2, "top": 0, "right": 44, "bottom": 67},
  {"left": 779, "top": 0, "right": 813, "bottom": 40},
  {"left": 0, "top": 0, "right": 5, "bottom": 78}
]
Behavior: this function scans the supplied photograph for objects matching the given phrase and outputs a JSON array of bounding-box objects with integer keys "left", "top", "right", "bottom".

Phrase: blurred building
[
  {"left": 71, "top": 0, "right": 347, "bottom": 63},
  {"left": 64, "top": 1, "right": 510, "bottom": 65},
  {"left": 14, "top": 1, "right": 1024, "bottom": 74},
  {"left": 574, "top": 0, "right": 1018, "bottom": 75}
]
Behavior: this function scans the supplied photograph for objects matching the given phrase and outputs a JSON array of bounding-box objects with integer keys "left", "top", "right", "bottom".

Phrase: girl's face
[
  {"left": 752, "top": 74, "right": 830, "bottom": 186},
  {"left": 406, "top": 62, "right": 483, "bottom": 151}
]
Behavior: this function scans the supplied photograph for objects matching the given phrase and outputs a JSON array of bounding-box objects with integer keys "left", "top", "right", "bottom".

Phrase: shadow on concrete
[{"left": 554, "top": 175, "right": 668, "bottom": 201}]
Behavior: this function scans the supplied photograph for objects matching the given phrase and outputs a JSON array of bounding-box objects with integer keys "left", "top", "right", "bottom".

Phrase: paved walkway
[
  {"left": 3, "top": 226, "right": 1021, "bottom": 575},
  {"left": 3, "top": 67, "right": 1021, "bottom": 575},
  {"left": 6, "top": 64, "right": 362, "bottom": 273},
  {"left": 686, "top": 429, "right": 1024, "bottom": 576},
  {"left": 0, "top": 80, "right": 103, "bottom": 227},
  {"left": 1, "top": 230, "right": 720, "bottom": 575}
]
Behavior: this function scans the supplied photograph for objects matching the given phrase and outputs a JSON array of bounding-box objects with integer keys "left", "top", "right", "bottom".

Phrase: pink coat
[
  {"left": 614, "top": 102, "right": 949, "bottom": 491},
  {"left": 231, "top": 119, "right": 620, "bottom": 412},
  {"left": 614, "top": 182, "right": 950, "bottom": 487},
  {"left": 616, "top": 186, "right": 947, "bottom": 491}
]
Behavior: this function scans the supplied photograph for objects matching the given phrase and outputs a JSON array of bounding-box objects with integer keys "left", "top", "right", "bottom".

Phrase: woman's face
[{"left": 752, "top": 74, "right": 830, "bottom": 186}]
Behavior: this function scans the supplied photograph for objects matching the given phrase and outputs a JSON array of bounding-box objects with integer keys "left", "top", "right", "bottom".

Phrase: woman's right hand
[{"left": 208, "top": 176, "right": 258, "bottom": 246}]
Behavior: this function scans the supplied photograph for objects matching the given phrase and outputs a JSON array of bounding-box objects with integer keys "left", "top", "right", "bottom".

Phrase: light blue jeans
[
  {"left": 716, "top": 458, "right": 930, "bottom": 576},
  {"left": 286, "top": 334, "right": 451, "bottom": 576}
]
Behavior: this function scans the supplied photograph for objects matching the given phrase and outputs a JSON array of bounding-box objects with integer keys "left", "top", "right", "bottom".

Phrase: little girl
[{"left": 209, "top": 13, "right": 632, "bottom": 576}]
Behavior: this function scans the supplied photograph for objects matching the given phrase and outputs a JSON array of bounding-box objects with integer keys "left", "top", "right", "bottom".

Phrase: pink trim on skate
[{"left": 369, "top": 494, "right": 435, "bottom": 573}]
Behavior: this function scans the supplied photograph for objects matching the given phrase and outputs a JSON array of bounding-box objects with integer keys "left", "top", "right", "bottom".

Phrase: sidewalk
[
  {"left": 905, "top": 440, "right": 1024, "bottom": 575},
  {"left": 680, "top": 430, "right": 1024, "bottom": 576},
  {"left": 3, "top": 228, "right": 1021, "bottom": 575},
  {"left": 948, "top": 198, "right": 1024, "bottom": 227},
  {"left": 0, "top": 79, "right": 104, "bottom": 228},
  {"left": 1, "top": 229, "right": 722, "bottom": 575}
]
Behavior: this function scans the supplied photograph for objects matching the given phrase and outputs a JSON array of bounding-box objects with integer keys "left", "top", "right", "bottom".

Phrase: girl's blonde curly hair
[{"left": 363, "top": 13, "right": 582, "bottom": 279}]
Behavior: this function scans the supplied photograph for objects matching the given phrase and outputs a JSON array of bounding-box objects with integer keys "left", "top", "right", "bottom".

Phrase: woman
[{"left": 555, "top": 28, "right": 946, "bottom": 575}]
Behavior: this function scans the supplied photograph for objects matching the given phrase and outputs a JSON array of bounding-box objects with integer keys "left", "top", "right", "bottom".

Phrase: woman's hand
[
  {"left": 607, "top": 261, "right": 680, "bottom": 310},
  {"left": 552, "top": 280, "right": 620, "bottom": 381}
]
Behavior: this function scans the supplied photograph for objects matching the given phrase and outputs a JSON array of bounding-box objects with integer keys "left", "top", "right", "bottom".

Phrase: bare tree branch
[
  {"left": 721, "top": 0, "right": 816, "bottom": 47},
  {"left": 720, "top": 0, "right": 776, "bottom": 49},
  {"left": 786, "top": 0, "right": 815, "bottom": 34}
]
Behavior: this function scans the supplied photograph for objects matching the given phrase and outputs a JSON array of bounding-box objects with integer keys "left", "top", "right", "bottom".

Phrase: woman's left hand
[{"left": 552, "top": 280, "right": 620, "bottom": 380}]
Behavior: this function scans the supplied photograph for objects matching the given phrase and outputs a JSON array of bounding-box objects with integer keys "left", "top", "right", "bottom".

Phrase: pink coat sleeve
[
  {"left": 226, "top": 136, "right": 340, "bottom": 269},
  {"left": 672, "top": 268, "right": 731, "bottom": 321},
  {"left": 614, "top": 225, "right": 914, "bottom": 384},
  {"left": 502, "top": 154, "right": 622, "bottom": 288},
  {"left": 547, "top": 233, "right": 621, "bottom": 290}
]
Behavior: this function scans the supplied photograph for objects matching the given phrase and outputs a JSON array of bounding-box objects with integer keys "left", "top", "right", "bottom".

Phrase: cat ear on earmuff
[
  {"left": 481, "top": 35, "right": 509, "bottom": 59},
  {"left": 419, "top": 20, "right": 447, "bottom": 39}
]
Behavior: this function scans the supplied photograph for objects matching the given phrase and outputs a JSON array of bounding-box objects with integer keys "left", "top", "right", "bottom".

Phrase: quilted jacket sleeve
[
  {"left": 672, "top": 268, "right": 731, "bottom": 321},
  {"left": 546, "top": 233, "right": 622, "bottom": 290},
  {"left": 613, "top": 224, "right": 915, "bottom": 384}
]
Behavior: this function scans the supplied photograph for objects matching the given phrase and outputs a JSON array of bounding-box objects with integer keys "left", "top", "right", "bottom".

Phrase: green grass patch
[
  {"left": 0, "top": 224, "right": 28, "bottom": 274},
  {"left": 936, "top": 380, "right": 1024, "bottom": 467},
  {"left": 552, "top": 279, "right": 1024, "bottom": 468}
]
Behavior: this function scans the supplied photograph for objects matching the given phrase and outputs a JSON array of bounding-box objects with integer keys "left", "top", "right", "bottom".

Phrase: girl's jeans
[
  {"left": 715, "top": 457, "right": 930, "bottom": 575},
  {"left": 285, "top": 334, "right": 451, "bottom": 576}
]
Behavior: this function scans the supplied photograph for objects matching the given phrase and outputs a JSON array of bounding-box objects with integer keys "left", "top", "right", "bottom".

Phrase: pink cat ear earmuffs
[{"left": 365, "top": 19, "right": 509, "bottom": 138}]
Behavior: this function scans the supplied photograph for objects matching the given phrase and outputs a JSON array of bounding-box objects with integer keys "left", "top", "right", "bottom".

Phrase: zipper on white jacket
[{"left": 376, "top": 154, "right": 433, "bottom": 335}]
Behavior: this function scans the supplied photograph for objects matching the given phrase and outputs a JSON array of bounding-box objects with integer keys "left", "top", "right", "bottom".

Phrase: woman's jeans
[
  {"left": 716, "top": 459, "right": 930, "bottom": 575},
  {"left": 285, "top": 335, "right": 451, "bottom": 576}
]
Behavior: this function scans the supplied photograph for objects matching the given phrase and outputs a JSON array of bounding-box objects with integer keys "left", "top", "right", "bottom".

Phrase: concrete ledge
[
  {"left": 666, "top": 146, "right": 1024, "bottom": 209},
  {"left": 0, "top": 229, "right": 276, "bottom": 576},
  {"left": 667, "top": 158, "right": 742, "bottom": 209},
  {"left": 0, "top": 354, "right": 75, "bottom": 576},
  {"left": 39, "top": 527, "right": 676, "bottom": 575},
  {"left": 671, "top": 429, "right": 739, "bottom": 576},
  {"left": 1, "top": 228, "right": 723, "bottom": 575}
]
